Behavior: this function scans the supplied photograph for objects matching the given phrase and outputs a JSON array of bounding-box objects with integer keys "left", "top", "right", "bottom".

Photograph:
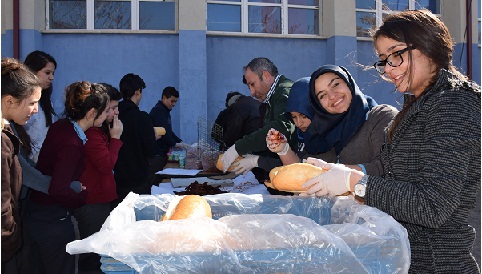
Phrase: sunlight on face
[
  {"left": 36, "top": 62, "right": 55, "bottom": 90},
  {"left": 9, "top": 86, "right": 42, "bottom": 126},
  {"left": 374, "top": 36, "right": 434, "bottom": 97},
  {"left": 244, "top": 68, "right": 271, "bottom": 102},
  {"left": 314, "top": 72, "right": 352, "bottom": 114}
]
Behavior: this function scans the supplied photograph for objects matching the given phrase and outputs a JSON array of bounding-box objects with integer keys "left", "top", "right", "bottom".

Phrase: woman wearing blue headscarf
[
  {"left": 233, "top": 77, "right": 315, "bottom": 176},
  {"left": 265, "top": 77, "right": 325, "bottom": 164},
  {"left": 268, "top": 65, "right": 397, "bottom": 176}
]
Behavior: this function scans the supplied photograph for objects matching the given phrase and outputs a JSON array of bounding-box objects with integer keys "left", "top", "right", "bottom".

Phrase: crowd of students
[{"left": 1, "top": 9, "right": 480, "bottom": 274}]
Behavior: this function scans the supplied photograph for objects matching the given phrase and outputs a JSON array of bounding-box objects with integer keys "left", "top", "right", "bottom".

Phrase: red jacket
[
  {"left": 81, "top": 127, "right": 122, "bottom": 204},
  {"left": 31, "top": 118, "right": 87, "bottom": 208}
]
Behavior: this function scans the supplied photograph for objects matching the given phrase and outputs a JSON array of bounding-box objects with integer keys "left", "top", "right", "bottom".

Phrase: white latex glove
[
  {"left": 304, "top": 157, "right": 328, "bottom": 167},
  {"left": 301, "top": 163, "right": 352, "bottom": 197},
  {"left": 233, "top": 154, "right": 259, "bottom": 175},
  {"left": 266, "top": 128, "right": 288, "bottom": 154},
  {"left": 221, "top": 145, "right": 240, "bottom": 172}
]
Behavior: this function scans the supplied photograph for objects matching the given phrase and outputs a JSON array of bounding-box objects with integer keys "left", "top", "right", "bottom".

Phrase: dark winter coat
[
  {"left": 223, "top": 95, "right": 262, "bottom": 148},
  {"left": 114, "top": 100, "right": 157, "bottom": 187},
  {"left": 149, "top": 101, "right": 181, "bottom": 156}
]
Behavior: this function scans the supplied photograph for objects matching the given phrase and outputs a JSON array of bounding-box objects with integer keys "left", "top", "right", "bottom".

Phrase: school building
[{"left": 2, "top": 0, "right": 480, "bottom": 143}]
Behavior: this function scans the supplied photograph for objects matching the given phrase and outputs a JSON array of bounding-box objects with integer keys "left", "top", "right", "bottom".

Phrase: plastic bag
[
  {"left": 201, "top": 150, "right": 221, "bottom": 172},
  {"left": 67, "top": 193, "right": 410, "bottom": 274}
]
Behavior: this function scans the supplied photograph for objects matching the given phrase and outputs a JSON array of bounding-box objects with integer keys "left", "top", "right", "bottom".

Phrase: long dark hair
[
  {"left": 372, "top": 10, "right": 463, "bottom": 141},
  {"left": 24, "top": 50, "right": 57, "bottom": 127}
]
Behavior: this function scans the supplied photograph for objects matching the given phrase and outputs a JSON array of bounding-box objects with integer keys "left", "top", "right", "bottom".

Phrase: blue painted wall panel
[
  {"left": 178, "top": 30, "right": 207, "bottom": 143},
  {"left": 2, "top": 31, "right": 14, "bottom": 57},
  {"left": 207, "top": 36, "right": 327, "bottom": 122},
  {"left": 1, "top": 30, "right": 480, "bottom": 143}
]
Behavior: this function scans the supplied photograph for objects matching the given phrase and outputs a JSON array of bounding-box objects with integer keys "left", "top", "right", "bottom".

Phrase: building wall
[{"left": 1, "top": 0, "right": 480, "bottom": 143}]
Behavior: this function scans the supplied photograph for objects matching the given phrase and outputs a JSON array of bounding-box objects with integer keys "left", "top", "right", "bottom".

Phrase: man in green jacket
[{"left": 221, "top": 57, "right": 297, "bottom": 181}]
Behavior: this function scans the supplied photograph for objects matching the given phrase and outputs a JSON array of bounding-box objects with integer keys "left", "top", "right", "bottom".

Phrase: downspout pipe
[
  {"left": 466, "top": 0, "right": 472, "bottom": 80},
  {"left": 13, "top": 0, "right": 20, "bottom": 59}
]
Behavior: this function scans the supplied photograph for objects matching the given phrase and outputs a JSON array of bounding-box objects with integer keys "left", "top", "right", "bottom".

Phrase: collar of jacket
[{"left": 263, "top": 74, "right": 281, "bottom": 105}]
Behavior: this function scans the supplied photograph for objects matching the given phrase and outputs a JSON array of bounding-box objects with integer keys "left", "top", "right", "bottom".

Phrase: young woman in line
[
  {"left": 1, "top": 57, "right": 41, "bottom": 272},
  {"left": 74, "top": 83, "right": 123, "bottom": 274},
  {"left": 25, "top": 81, "right": 109, "bottom": 274},
  {"left": 22, "top": 50, "right": 58, "bottom": 164}
]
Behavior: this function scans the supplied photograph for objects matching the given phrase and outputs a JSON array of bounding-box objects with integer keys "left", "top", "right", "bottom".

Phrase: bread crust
[
  {"left": 215, "top": 154, "right": 243, "bottom": 172},
  {"left": 271, "top": 163, "right": 325, "bottom": 192},
  {"left": 154, "top": 127, "right": 166, "bottom": 136},
  {"left": 161, "top": 195, "right": 212, "bottom": 221}
]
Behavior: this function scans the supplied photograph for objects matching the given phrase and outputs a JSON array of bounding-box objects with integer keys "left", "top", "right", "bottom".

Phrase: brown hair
[
  {"left": 372, "top": 10, "right": 465, "bottom": 141},
  {"left": 2, "top": 57, "right": 40, "bottom": 101},
  {"left": 63, "top": 81, "right": 109, "bottom": 121},
  {"left": 2, "top": 57, "right": 41, "bottom": 156}
]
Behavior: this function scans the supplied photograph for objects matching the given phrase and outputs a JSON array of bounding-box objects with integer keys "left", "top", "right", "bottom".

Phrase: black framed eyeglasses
[{"left": 373, "top": 46, "right": 416, "bottom": 75}]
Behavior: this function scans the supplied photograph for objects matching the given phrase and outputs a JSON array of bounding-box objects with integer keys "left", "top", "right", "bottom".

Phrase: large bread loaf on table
[
  {"left": 161, "top": 195, "right": 212, "bottom": 221},
  {"left": 270, "top": 163, "right": 326, "bottom": 192}
]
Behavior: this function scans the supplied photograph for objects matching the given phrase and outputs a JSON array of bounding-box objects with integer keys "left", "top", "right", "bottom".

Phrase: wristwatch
[{"left": 354, "top": 175, "right": 369, "bottom": 198}]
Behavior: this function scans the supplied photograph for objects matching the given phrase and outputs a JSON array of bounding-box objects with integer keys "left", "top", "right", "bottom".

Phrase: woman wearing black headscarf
[
  {"left": 307, "top": 64, "right": 398, "bottom": 175},
  {"left": 267, "top": 65, "right": 397, "bottom": 176}
]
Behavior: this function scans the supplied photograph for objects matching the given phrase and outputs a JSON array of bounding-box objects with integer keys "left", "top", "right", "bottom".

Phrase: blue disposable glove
[
  {"left": 221, "top": 145, "right": 240, "bottom": 173},
  {"left": 233, "top": 154, "right": 259, "bottom": 175}
]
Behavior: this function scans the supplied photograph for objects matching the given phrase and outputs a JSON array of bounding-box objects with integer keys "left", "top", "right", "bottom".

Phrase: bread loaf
[
  {"left": 215, "top": 154, "right": 243, "bottom": 172},
  {"left": 269, "top": 166, "right": 283, "bottom": 182},
  {"left": 271, "top": 163, "right": 326, "bottom": 192},
  {"left": 161, "top": 195, "right": 212, "bottom": 221},
  {"left": 154, "top": 127, "right": 166, "bottom": 136}
]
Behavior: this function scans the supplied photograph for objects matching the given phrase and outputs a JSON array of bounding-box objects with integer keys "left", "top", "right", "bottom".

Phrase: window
[
  {"left": 207, "top": 0, "right": 319, "bottom": 35},
  {"left": 47, "top": 0, "right": 176, "bottom": 30},
  {"left": 356, "top": 0, "right": 441, "bottom": 38}
]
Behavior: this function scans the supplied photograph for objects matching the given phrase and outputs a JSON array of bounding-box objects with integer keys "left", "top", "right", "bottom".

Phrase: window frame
[
  {"left": 355, "top": 0, "right": 441, "bottom": 40},
  {"left": 46, "top": 0, "right": 178, "bottom": 32},
  {"left": 206, "top": 0, "right": 320, "bottom": 37}
]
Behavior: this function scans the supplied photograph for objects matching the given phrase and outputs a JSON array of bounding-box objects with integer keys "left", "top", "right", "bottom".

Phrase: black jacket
[
  {"left": 223, "top": 95, "right": 262, "bottom": 148},
  {"left": 114, "top": 100, "right": 157, "bottom": 187},
  {"left": 149, "top": 101, "right": 181, "bottom": 155}
]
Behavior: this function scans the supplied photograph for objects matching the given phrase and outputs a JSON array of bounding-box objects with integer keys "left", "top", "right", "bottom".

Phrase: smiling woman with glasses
[
  {"left": 373, "top": 46, "right": 416, "bottom": 75},
  {"left": 296, "top": 9, "right": 480, "bottom": 273}
]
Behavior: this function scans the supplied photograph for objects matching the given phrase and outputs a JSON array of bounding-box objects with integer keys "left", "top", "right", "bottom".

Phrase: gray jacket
[
  {"left": 366, "top": 70, "right": 481, "bottom": 273},
  {"left": 306, "top": 104, "right": 398, "bottom": 176}
]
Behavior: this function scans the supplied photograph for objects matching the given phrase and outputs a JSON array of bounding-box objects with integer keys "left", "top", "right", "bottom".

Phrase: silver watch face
[{"left": 355, "top": 183, "right": 366, "bottom": 197}]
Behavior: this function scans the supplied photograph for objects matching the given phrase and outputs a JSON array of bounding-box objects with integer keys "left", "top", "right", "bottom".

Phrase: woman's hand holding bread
[
  {"left": 302, "top": 163, "right": 354, "bottom": 197},
  {"left": 220, "top": 145, "right": 240, "bottom": 172},
  {"left": 304, "top": 157, "right": 328, "bottom": 168}
]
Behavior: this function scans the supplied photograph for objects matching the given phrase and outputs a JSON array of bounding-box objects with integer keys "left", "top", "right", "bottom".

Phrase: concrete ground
[{"left": 469, "top": 192, "right": 481, "bottom": 267}]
